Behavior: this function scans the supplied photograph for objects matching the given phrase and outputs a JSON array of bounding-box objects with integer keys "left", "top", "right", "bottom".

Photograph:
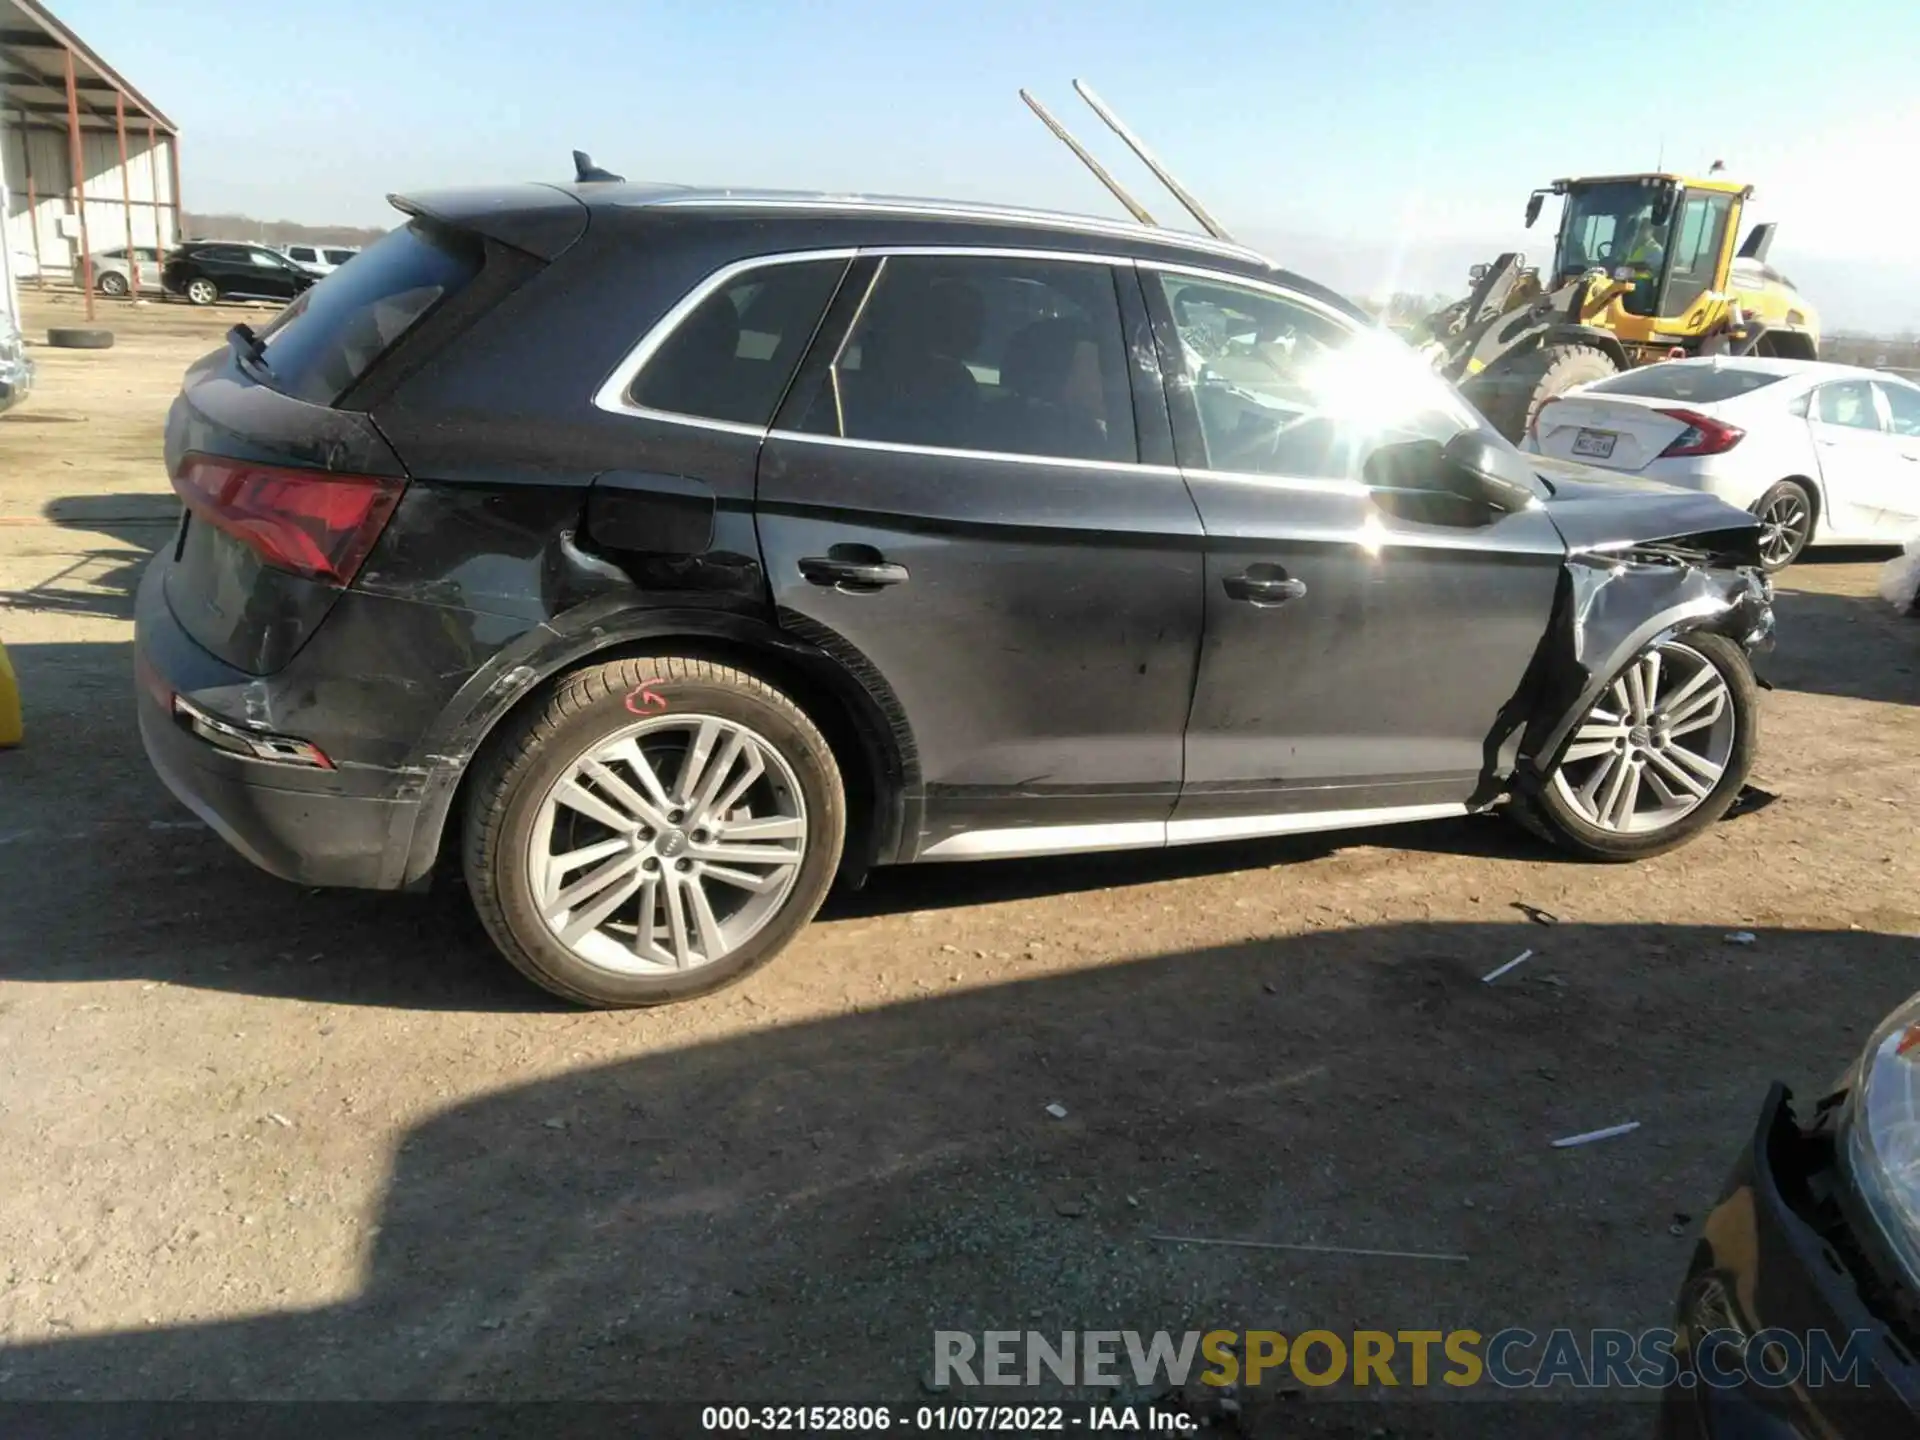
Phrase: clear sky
[{"left": 66, "top": 0, "right": 1920, "bottom": 328}]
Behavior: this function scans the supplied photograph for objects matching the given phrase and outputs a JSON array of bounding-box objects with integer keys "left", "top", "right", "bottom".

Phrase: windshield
[{"left": 1555, "top": 182, "right": 1671, "bottom": 281}]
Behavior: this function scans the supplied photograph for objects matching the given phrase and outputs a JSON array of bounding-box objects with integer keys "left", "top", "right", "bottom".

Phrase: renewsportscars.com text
[{"left": 932, "top": 1327, "right": 1873, "bottom": 1391}]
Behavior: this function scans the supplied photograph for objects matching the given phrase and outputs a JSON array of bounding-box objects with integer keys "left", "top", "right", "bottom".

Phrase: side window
[
  {"left": 1875, "top": 380, "right": 1920, "bottom": 438},
  {"left": 628, "top": 258, "right": 845, "bottom": 427},
  {"left": 1149, "top": 271, "right": 1474, "bottom": 480},
  {"left": 800, "top": 254, "right": 1137, "bottom": 464},
  {"left": 249, "top": 249, "right": 285, "bottom": 268},
  {"left": 289, "top": 247, "right": 316, "bottom": 263},
  {"left": 1815, "top": 381, "right": 1883, "bottom": 432}
]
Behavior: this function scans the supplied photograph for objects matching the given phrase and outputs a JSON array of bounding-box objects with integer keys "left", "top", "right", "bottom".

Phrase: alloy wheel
[
  {"left": 187, "top": 279, "right": 216, "bottom": 305},
  {"left": 525, "top": 713, "right": 808, "bottom": 975},
  {"left": 1549, "top": 641, "right": 1736, "bottom": 835},
  {"left": 1756, "top": 491, "right": 1809, "bottom": 567}
]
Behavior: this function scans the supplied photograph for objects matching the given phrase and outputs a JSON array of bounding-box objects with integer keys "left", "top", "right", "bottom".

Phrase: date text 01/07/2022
[{"left": 699, "top": 1403, "right": 1200, "bottom": 1433}]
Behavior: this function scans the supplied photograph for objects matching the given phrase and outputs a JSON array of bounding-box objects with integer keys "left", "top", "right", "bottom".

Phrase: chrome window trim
[
  {"left": 762, "top": 428, "right": 1183, "bottom": 478},
  {"left": 592, "top": 248, "right": 858, "bottom": 426},
  {"left": 635, "top": 193, "right": 1273, "bottom": 267},
  {"left": 597, "top": 244, "right": 1165, "bottom": 470},
  {"left": 918, "top": 801, "right": 1472, "bottom": 861}
]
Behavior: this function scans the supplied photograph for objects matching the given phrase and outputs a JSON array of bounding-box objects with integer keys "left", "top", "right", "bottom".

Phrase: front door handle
[
  {"left": 798, "top": 555, "right": 909, "bottom": 591},
  {"left": 1223, "top": 568, "right": 1307, "bottom": 607}
]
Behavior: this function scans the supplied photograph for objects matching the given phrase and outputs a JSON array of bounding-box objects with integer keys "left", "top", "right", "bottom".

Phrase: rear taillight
[
  {"left": 1655, "top": 408, "right": 1745, "bottom": 458},
  {"left": 171, "top": 453, "right": 403, "bottom": 586}
]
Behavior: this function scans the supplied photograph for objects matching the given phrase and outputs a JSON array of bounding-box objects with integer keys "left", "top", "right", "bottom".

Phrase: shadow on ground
[
  {"left": 1765, "top": 557, "right": 1920, "bottom": 708},
  {"left": 0, "top": 493, "right": 177, "bottom": 621},
  {"left": 2, "top": 919, "right": 1914, "bottom": 1439}
]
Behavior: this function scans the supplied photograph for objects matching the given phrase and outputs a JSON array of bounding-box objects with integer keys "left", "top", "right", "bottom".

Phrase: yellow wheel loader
[{"left": 1418, "top": 173, "right": 1821, "bottom": 441}]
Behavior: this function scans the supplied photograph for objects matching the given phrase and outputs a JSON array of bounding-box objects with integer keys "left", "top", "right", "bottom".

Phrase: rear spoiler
[{"left": 386, "top": 184, "right": 589, "bottom": 262}]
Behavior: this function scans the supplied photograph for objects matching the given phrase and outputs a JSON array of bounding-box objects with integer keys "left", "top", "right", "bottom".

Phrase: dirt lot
[{"left": 2, "top": 293, "right": 1917, "bottom": 1431}]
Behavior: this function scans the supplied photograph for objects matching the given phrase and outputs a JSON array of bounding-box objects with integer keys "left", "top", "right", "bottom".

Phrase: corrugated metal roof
[{"left": 1, "top": 0, "right": 176, "bottom": 134}]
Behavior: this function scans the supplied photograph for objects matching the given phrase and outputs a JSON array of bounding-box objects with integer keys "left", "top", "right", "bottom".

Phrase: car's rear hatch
[{"left": 161, "top": 191, "right": 581, "bottom": 675}]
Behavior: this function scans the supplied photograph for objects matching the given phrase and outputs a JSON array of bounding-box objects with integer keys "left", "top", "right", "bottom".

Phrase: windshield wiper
[{"left": 226, "top": 323, "right": 274, "bottom": 380}]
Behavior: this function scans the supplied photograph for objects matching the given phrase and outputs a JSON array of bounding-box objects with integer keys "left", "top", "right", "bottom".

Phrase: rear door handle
[
  {"left": 1222, "top": 570, "right": 1307, "bottom": 607},
  {"left": 798, "top": 556, "right": 909, "bottom": 591}
]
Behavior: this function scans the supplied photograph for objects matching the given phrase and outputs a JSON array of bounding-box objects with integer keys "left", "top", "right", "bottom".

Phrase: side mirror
[
  {"left": 1468, "top": 262, "right": 1490, "bottom": 283},
  {"left": 1441, "top": 430, "right": 1538, "bottom": 512},
  {"left": 1524, "top": 193, "right": 1545, "bottom": 228}
]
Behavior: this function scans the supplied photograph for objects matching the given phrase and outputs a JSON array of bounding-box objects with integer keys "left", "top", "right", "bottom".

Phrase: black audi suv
[{"left": 135, "top": 178, "right": 1775, "bottom": 1006}]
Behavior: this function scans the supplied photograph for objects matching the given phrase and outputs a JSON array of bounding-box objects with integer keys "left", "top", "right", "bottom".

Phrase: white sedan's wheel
[{"left": 1753, "top": 481, "right": 1813, "bottom": 571}]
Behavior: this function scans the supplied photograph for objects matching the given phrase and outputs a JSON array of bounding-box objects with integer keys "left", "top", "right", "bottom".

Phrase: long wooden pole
[
  {"left": 115, "top": 92, "right": 138, "bottom": 298},
  {"left": 63, "top": 45, "right": 93, "bottom": 321},
  {"left": 18, "top": 110, "right": 45, "bottom": 288},
  {"left": 145, "top": 118, "right": 164, "bottom": 253}
]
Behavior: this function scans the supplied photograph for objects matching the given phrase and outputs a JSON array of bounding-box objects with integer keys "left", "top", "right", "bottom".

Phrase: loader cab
[{"left": 1549, "top": 175, "right": 1744, "bottom": 324}]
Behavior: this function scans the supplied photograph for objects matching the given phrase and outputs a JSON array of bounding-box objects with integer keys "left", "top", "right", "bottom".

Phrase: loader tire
[{"left": 1463, "top": 343, "right": 1618, "bottom": 443}]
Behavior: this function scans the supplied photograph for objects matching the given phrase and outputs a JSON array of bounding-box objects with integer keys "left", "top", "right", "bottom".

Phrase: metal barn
[{"left": 2, "top": 0, "right": 180, "bottom": 322}]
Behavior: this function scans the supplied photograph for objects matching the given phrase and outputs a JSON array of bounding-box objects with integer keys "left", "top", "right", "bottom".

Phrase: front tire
[
  {"left": 98, "top": 271, "right": 129, "bottom": 298},
  {"left": 1519, "top": 633, "right": 1757, "bottom": 861},
  {"left": 184, "top": 277, "right": 219, "bottom": 306},
  {"left": 1463, "top": 343, "right": 1620, "bottom": 443},
  {"left": 463, "top": 656, "right": 846, "bottom": 1008},
  {"left": 1752, "top": 480, "right": 1814, "bottom": 571}
]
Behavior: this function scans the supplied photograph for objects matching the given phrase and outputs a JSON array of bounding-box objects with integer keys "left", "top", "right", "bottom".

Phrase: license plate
[{"left": 1572, "top": 428, "right": 1618, "bottom": 459}]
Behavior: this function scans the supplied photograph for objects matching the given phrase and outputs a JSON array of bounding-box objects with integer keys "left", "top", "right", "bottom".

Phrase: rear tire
[
  {"left": 98, "top": 271, "right": 129, "bottom": 298},
  {"left": 463, "top": 656, "right": 846, "bottom": 1008},
  {"left": 45, "top": 327, "right": 114, "bottom": 350},
  {"left": 184, "top": 278, "right": 219, "bottom": 306},
  {"left": 1519, "top": 632, "right": 1757, "bottom": 861},
  {"left": 1751, "top": 479, "right": 1814, "bottom": 571},
  {"left": 1463, "top": 343, "right": 1620, "bottom": 443}
]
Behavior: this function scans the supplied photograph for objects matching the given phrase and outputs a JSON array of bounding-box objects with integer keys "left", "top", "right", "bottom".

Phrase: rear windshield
[
  {"left": 1585, "top": 366, "right": 1785, "bottom": 404},
  {"left": 256, "top": 222, "right": 479, "bottom": 405}
]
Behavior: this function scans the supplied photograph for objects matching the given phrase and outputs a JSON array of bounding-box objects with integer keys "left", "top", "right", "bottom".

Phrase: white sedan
[{"left": 1525, "top": 357, "right": 1920, "bottom": 569}]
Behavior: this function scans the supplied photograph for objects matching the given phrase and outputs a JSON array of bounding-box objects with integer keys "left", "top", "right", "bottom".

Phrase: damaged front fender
[{"left": 1518, "top": 544, "right": 1773, "bottom": 785}]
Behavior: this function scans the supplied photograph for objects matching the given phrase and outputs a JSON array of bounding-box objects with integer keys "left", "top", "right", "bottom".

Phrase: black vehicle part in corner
[{"left": 388, "top": 600, "right": 916, "bottom": 894}]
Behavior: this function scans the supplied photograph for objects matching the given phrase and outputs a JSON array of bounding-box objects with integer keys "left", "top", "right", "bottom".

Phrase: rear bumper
[{"left": 133, "top": 556, "right": 421, "bottom": 890}]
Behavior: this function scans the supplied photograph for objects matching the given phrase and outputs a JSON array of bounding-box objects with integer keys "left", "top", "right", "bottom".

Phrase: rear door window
[
  {"left": 255, "top": 221, "right": 481, "bottom": 406},
  {"left": 796, "top": 254, "right": 1138, "bottom": 463},
  {"left": 1874, "top": 380, "right": 1920, "bottom": 438},
  {"left": 1814, "top": 381, "right": 1883, "bottom": 431},
  {"left": 626, "top": 258, "right": 847, "bottom": 427}
]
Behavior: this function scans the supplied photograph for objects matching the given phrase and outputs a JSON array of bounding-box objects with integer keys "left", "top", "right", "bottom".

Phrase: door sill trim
[{"left": 917, "top": 802, "right": 1471, "bottom": 862}]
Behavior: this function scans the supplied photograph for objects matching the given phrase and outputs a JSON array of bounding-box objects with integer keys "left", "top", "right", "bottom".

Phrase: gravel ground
[{"left": 2, "top": 294, "right": 1917, "bottom": 1435}]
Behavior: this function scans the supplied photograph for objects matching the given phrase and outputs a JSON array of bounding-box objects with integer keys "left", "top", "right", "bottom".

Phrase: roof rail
[{"left": 1023, "top": 79, "right": 1238, "bottom": 245}]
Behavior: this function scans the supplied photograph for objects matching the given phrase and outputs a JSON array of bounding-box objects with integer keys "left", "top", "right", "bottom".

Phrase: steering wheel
[{"left": 1592, "top": 240, "right": 1616, "bottom": 262}]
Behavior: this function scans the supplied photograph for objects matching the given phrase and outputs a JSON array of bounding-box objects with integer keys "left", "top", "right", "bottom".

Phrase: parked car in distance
[
  {"left": 282, "top": 244, "right": 361, "bottom": 276},
  {"left": 136, "top": 180, "right": 1775, "bottom": 1008},
  {"left": 0, "top": 307, "right": 33, "bottom": 414},
  {"left": 77, "top": 245, "right": 164, "bottom": 297},
  {"left": 1527, "top": 357, "right": 1920, "bottom": 570},
  {"left": 162, "top": 241, "right": 318, "bottom": 307},
  {"left": 1660, "top": 987, "right": 1920, "bottom": 1436}
]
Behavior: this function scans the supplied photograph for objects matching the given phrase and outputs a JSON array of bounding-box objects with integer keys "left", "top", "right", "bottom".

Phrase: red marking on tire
[{"left": 624, "top": 683, "right": 667, "bottom": 715}]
